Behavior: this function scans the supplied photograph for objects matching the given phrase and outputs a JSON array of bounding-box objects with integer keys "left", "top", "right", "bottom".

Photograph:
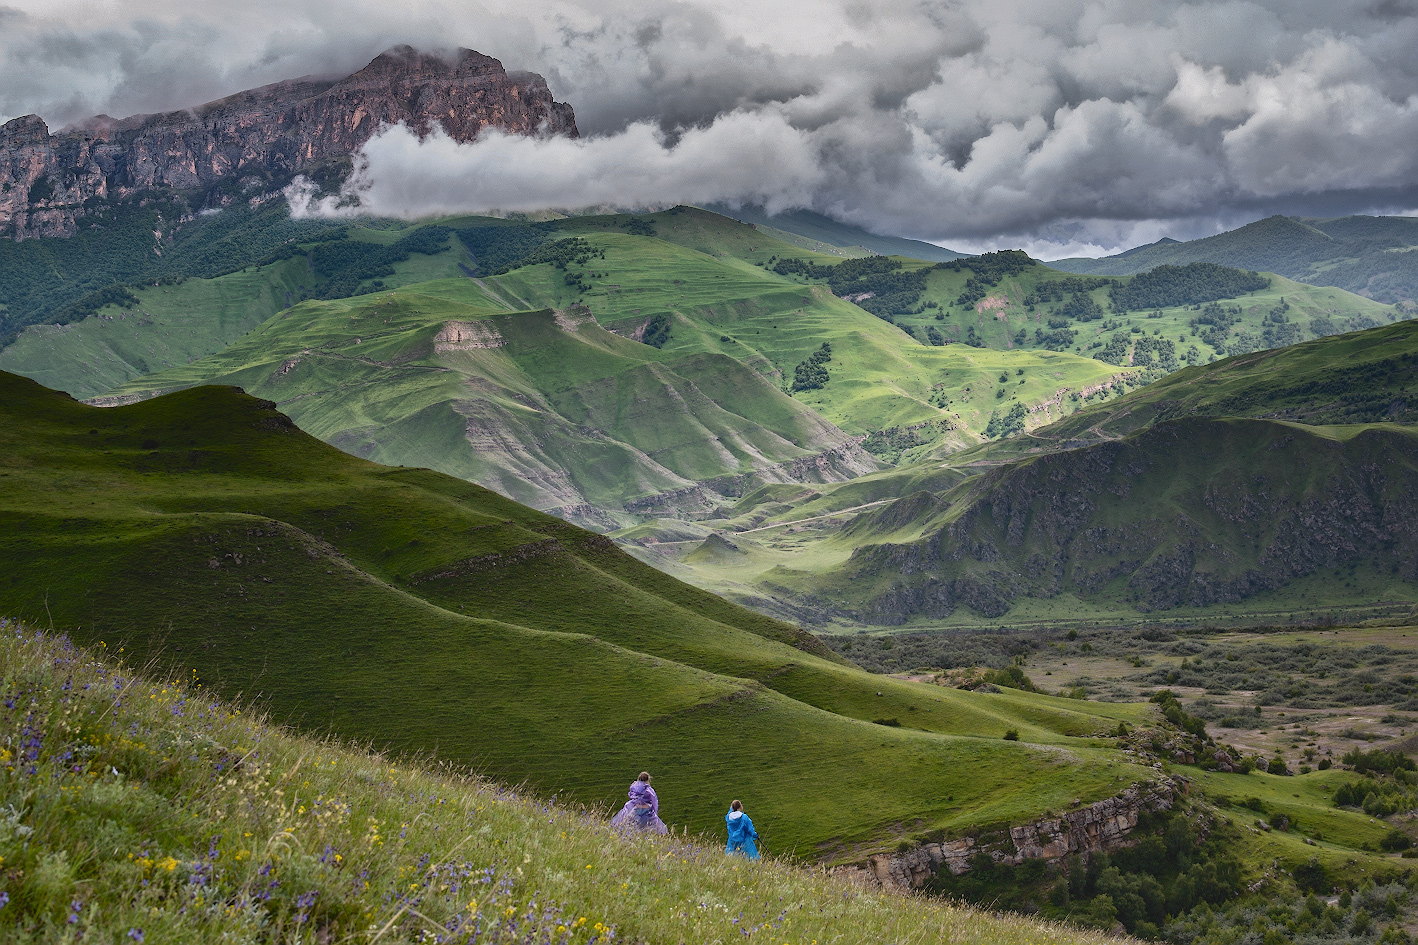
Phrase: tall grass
[{"left": 0, "top": 620, "right": 1126, "bottom": 944}]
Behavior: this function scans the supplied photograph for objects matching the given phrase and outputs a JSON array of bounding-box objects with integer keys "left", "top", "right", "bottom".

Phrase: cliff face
[
  {"left": 0, "top": 46, "right": 578, "bottom": 238},
  {"left": 834, "top": 415, "right": 1418, "bottom": 623},
  {"left": 833, "top": 778, "right": 1179, "bottom": 891}
]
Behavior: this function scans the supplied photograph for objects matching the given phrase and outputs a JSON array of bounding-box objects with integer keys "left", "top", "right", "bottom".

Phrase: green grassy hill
[
  {"left": 966, "top": 318, "right": 1418, "bottom": 462},
  {"left": 70, "top": 209, "right": 1131, "bottom": 526},
  {"left": 634, "top": 322, "right": 1418, "bottom": 628},
  {"left": 0, "top": 198, "right": 347, "bottom": 346},
  {"left": 816, "top": 416, "right": 1418, "bottom": 624},
  {"left": 773, "top": 251, "right": 1398, "bottom": 370},
  {"left": 0, "top": 218, "right": 472, "bottom": 400},
  {"left": 0, "top": 624, "right": 1136, "bottom": 945},
  {"left": 90, "top": 288, "right": 877, "bottom": 529},
  {"left": 1050, "top": 214, "right": 1418, "bottom": 305},
  {"left": 0, "top": 369, "right": 1159, "bottom": 859}
]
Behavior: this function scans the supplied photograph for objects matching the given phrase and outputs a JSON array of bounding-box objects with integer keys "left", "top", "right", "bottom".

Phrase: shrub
[
  {"left": 1293, "top": 857, "right": 1332, "bottom": 894},
  {"left": 1380, "top": 829, "right": 1413, "bottom": 852},
  {"left": 1343, "top": 748, "right": 1416, "bottom": 775},
  {"left": 1003, "top": 729, "right": 1020, "bottom": 741}
]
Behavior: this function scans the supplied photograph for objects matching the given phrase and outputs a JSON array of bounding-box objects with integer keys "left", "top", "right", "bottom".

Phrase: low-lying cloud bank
[
  {"left": 287, "top": 111, "right": 825, "bottom": 220},
  {"left": 6, "top": 0, "right": 1418, "bottom": 254}
]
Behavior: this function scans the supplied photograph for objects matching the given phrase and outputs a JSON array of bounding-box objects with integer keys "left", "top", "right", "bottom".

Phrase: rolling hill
[
  {"left": 627, "top": 321, "right": 1418, "bottom": 628},
  {"left": 1050, "top": 214, "right": 1418, "bottom": 305},
  {"left": 0, "top": 369, "right": 1159, "bottom": 860},
  {"left": 43, "top": 209, "right": 1128, "bottom": 526}
]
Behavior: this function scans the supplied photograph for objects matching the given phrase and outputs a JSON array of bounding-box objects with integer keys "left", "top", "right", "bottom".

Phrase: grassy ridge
[
  {"left": 0, "top": 623, "right": 1127, "bottom": 945},
  {"left": 1050, "top": 214, "right": 1418, "bottom": 304},
  {"left": 0, "top": 370, "right": 1157, "bottom": 857},
  {"left": 966, "top": 318, "right": 1418, "bottom": 461},
  {"left": 804, "top": 416, "right": 1418, "bottom": 625}
]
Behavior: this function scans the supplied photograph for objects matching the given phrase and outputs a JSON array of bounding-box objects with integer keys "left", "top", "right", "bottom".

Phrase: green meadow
[
  {"left": 0, "top": 370, "right": 1158, "bottom": 860},
  {"left": 0, "top": 625, "right": 1136, "bottom": 944}
]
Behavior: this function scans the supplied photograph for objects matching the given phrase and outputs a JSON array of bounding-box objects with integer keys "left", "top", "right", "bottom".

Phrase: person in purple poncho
[
  {"left": 611, "top": 771, "right": 668, "bottom": 834},
  {"left": 725, "top": 799, "right": 759, "bottom": 859}
]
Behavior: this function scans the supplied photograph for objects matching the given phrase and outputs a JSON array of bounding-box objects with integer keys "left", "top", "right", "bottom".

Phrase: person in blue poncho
[{"left": 725, "top": 799, "right": 759, "bottom": 859}]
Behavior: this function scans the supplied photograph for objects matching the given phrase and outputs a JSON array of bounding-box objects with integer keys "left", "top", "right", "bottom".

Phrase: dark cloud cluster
[{"left": 5, "top": 1, "right": 1418, "bottom": 254}]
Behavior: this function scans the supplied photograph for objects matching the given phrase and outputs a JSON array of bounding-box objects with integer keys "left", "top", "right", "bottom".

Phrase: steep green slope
[
  {"left": 0, "top": 370, "right": 1156, "bottom": 856},
  {"left": 950, "top": 318, "right": 1418, "bottom": 465},
  {"left": 450, "top": 210, "right": 1134, "bottom": 449},
  {"left": 1051, "top": 214, "right": 1418, "bottom": 304},
  {"left": 0, "top": 626, "right": 1141, "bottom": 945},
  {"left": 769, "top": 249, "right": 1396, "bottom": 375},
  {"left": 96, "top": 289, "right": 878, "bottom": 528},
  {"left": 0, "top": 198, "right": 346, "bottom": 345},
  {"left": 802, "top": 417, "right": 1418, "bottom": 625}
]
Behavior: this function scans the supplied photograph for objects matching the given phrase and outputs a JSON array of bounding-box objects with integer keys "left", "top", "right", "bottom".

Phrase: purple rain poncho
[{"left": 611, "top": 780, "right": 668, "bottom": 834}]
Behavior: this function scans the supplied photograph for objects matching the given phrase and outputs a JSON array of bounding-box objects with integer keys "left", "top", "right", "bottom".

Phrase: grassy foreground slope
[
  {"left": 0, "top": 624, "right": 1124, "bottom": 945},
  {"left": 0, "top": 371, "right": 1156, "bottom": 857}
]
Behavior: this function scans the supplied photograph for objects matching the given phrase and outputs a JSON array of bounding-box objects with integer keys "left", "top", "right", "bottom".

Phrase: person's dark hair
[
  {"left": 637, "top": 771, "right": 651, "bottom": 782},
  {"left": 730, "top": 799, "right": 742, "bottom": 811}
]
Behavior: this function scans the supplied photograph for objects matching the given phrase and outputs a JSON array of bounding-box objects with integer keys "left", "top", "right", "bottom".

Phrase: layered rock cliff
[
  {"left": 0, "top": 46, "right": 577, "bottom": 238},
  {"left": 834, "top": 778, "right": 1180, "bottom": 891}
]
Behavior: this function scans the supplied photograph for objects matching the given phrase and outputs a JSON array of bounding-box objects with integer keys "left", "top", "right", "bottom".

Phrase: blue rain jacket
[{"left": 726, "top": 810, "right": 759, "bottom": 859}]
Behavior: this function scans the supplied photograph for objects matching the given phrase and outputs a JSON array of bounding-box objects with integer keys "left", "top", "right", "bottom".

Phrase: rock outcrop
[
  {"left": 0, "top": 45, "right": 577, "bottom": 238},
  {"left": 833, "top": 778, "right": 1179, "bottom": 891}
]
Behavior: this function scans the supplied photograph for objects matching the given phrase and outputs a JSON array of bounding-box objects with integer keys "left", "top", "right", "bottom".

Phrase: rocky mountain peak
[{"left": 0, "top": 46, "right": 578, "bottom": 239}]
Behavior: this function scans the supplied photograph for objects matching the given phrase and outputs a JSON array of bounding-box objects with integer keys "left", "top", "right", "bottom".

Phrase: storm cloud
[{"left": 4, "top": 0, "right": 1418, "bottom": 254}]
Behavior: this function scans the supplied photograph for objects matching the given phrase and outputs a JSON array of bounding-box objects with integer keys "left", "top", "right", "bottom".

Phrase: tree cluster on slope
[
  {"left": 791, "top": 342, "right": 833, "bottom": 391},
  {"left": 1110, "top": 263, "right": 1271, "bottom": 312}
]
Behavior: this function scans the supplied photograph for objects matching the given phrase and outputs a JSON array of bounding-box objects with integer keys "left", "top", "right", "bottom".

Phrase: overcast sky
[{"left": 4, "top": 0, "right": 1417, "bottom": 256}]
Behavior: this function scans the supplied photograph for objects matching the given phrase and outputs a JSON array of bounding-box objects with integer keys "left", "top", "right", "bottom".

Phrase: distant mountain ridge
[
  {"left": 0, "top": 45, "right": 577, "bottom": 239},
  {"left": 1050, "top": 215, "right": 1418, "bottom": 304},
  {"left": 703, "top": 204, "right": 967, "bottom": 261}
]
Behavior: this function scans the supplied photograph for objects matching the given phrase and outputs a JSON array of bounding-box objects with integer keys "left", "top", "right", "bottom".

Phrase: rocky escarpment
[
  {"left": 836, "top": 416, "right": 1418, "bottom": 623},
  {"left": 0, "top": 45, "right": 577, "bottom": 238},
  {"left": 834, "top": 778, "right": 1179, "bottom": 891}
]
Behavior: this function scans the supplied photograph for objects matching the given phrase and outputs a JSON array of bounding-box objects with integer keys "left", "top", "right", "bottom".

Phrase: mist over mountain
[{"left": 2, "top": 1, "right": 1416, "bottom": 253}]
